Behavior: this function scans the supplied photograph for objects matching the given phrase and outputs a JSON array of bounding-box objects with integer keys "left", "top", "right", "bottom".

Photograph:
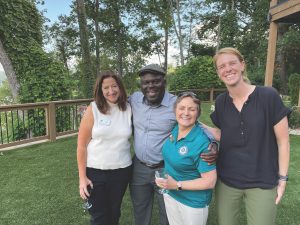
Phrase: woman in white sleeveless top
[{"left": 77, "top": 71, "right": 132, "bottom": 225}]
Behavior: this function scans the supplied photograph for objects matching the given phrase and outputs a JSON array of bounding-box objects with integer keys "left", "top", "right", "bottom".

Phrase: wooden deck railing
[
  {"left": 0, "top": 88, "right": 226, "bottom": 150},
  {"left": 170, "top": 88, "right": 226, "bottom": 102},
  {"left": 0, "top": 99, "right": 92, "bottom": 149}
]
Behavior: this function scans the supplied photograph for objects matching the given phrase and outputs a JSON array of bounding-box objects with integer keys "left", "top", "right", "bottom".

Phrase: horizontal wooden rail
[
  {"left": 0, "top": 88, "right": 226, "bottom": 150},
  {"left": 0, "top": 99, "right": 92, "bottom": 150}
]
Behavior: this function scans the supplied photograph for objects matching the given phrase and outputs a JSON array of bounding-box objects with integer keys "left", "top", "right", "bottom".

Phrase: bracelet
[{"left": 279, "top": 175, "right": 288, "bottom": 181}]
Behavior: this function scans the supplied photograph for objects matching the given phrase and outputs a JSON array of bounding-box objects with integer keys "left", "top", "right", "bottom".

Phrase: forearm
[
  {"left": 165, "top": 170, "right": 217, "bottom": 191},
  {"left": 278, "top": 141, "right": 290, "bottom": 176},
  {"left": 77, "top": 146, "right": 88, "bottom": 179},
  {"left": 274, "top": 117, "right": 290, "bottom": 176},
  {"left": 180, "top": 171, "right": 217, "bottom": 190}
]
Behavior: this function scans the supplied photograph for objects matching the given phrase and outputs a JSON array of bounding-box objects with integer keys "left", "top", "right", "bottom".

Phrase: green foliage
[
  {"left": 199, "top": 1, "right": 269, "bottom": 87},
  {"left": 0, "top": 0, "right": 71, "bottom": 103},
  {"left": 219, "top": 10, "right": 239, "bottom": 48},
  {"left": 289, "top": 108, "right": 300, "bottom": 129},
  {"left": 169, "top": 56, "right": 224, "bottom": 91},
  {"left": 0, "top": 80, "right": 14, "bottom": 104},
  {"left": 279, "top": 25, "right": 300, "bottom": 76},
  {"left": 190, "top": 43, "right": 215, "bottom": 57},
  {"left": 288, "top": 73, "right": 300, "bottom": 106},
  {"left": 0, "top": 111, "right": 28, "bottom": 143},
  {"left": 9, "top": 119, "right": 27, "bottom": 142},
  {"left": 18, "top": 47, "right": 71, "bottom": 103},
  {"left": 247, "top": 66, "right": 265, "bottom": 86}
]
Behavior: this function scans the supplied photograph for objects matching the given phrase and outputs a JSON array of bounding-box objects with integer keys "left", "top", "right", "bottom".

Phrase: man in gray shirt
[{"left": 129, "top": 64, "right": 216, "bottom": 225}]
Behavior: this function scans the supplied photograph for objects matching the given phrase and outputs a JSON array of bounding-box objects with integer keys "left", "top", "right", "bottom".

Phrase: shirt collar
[
  {"left": 170, "top": 121, "right": 201, "bottom": 143},
  {"left": 226, "top": 86, "right": 257, "bottom": 103}
]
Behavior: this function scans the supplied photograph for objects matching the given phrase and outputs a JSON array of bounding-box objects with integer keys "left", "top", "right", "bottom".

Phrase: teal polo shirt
[{"left": 162, "top": 122, "right": 216, "bottom": 208}]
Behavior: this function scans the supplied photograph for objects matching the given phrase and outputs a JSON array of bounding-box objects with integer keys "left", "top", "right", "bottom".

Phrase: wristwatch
[
  {"left": 176, "top": 182, "right": 182, "bottom": 191},
  {"left": 279, "top": 175, "right": 288, "bottom": 181}
]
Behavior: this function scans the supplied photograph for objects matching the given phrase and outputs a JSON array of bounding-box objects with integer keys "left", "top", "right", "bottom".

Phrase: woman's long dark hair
[{"left": 93, "top": 71, "right": 127, "bottom": 114}]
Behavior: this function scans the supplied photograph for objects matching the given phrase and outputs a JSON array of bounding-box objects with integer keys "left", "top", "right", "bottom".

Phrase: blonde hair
[{"left": 213, "top": 47, "right": 251, "bottom": 84}]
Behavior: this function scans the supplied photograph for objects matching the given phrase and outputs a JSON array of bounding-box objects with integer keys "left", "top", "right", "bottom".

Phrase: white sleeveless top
[{"left": 87, "top": 101, "right": 132, "bottom": 169}]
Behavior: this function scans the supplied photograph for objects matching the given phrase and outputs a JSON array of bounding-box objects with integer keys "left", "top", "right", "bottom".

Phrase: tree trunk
[
  {"left": 164, "top": 27, "right": 169, "bottom": 71},
  {"left": 114, "top": 5, "right": 123, "bottom": 76},
  {"left": 175, "top": 0, "right": 184, "bottom": 66},
  {"left": 94, "top": 0, "right": 100, "bottom": 76},
  {"left": 0, "top": 38, "right": 20, "bottom": 101},
  {"left": 216, "top": 16, "right": 221, "bottom": 51},
  {"left": 277, "top": 23, "right": 289, "bottom": 94},
  {"left": 76, "top": 0, "right": 94, "bottom": 97},
  {"left": 169, "top": 0, "right": 184, "bottom": 66},
  {"left": 58, "top": 42, "right": 69, "bottom": 71},
  {"left": 187, "top": 1, "right": 194, "bottom": 59}
]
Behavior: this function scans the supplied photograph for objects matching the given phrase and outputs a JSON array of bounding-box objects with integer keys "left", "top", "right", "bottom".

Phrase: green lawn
[{"left": 0, "top": 103, "right": 299, "bottom": 225}]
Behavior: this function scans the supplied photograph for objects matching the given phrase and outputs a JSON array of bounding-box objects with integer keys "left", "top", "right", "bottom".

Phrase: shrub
[
  {"left": 288, "top": 73, "right": 300, "bottom": 106},
  {"left": 169, "top": 56, "right": 224, "bottom": 91},
  {"left": 289, "top": 107, "right": 300, "bottom": 129}
]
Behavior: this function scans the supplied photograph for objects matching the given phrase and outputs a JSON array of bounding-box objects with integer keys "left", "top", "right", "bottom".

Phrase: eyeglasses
[{"left": 177, "top": 91, "right": 198, "bottom": 98}]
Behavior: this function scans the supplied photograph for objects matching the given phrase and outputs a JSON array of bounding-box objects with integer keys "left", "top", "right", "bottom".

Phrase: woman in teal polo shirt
[{"left": 156, "top": 92, "right": 217, "bottom": 225}]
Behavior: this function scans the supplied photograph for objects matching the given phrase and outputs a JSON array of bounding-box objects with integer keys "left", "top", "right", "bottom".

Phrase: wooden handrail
[
  {"left": 0, "top": 89, "right": 226, "bottom": 150},
  {"left": 0, "top": 99, "right": 93, "bottom": 150}
]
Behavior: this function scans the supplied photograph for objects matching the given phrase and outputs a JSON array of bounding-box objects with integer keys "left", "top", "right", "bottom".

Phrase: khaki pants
[{"left": 216, "top": 180, "right": 277, "bottom": 225}]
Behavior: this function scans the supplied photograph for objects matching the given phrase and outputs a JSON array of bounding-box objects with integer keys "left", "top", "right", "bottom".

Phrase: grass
[{"left": 0, "top": 103, "right": 299, "bottom": 225}]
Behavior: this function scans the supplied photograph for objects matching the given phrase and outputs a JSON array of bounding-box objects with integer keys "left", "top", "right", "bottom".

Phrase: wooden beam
[
  {"left": 47, "top": 102, "right": 57, "bottom": 142},
  {"left": 270, "top": 0, "right": 300, "bottom": 15},
  {"left": 298, "top": 88, "right": 300, "bottom": 107},
  {"left": 271, "top": 4, "right": 300, "bottom": 22},
  {"left": 265, "top": 21, "right": 278, "bottom": 87},
  {"left": 270, "top": 0, "right": 278, "bottom": 8}
]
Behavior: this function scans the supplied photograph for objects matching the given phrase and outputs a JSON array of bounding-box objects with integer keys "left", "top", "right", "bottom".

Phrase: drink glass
[
  {"left": 82, "top": 186, "right": 93, "bottom": 211},
  {"left": 155, "top": 168, "right": 168, "bottom": 194}
]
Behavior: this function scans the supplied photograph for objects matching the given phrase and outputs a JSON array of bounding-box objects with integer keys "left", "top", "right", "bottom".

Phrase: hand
[
  {"left": 275, "top": 180, "right": 286, "bottom": 205},
  {"left": 155, "top": 174, "right": 178, "bottom": 190},
  {"left": 79, "top": 177, "right": 93, "bottom": 200},
  {"left": 201, "top": 142, "right": 218, "bottom": 164}
]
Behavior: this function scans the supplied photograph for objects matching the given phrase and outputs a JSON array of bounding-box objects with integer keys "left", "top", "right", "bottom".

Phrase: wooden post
[
  {"left": 47, "top": 102, "right": 56, "bottom": 141},
  {"left": 265, "top": 0, "right": 278, "bottom": 87},
  {"left": 298, "top": 88, "right": 300, "bottom": 107},
  {"left": 265, "top": 22, "right": 278, "bottom": 86},
  {"left": 210, "top": 88, "right": 214, "bottom": 102}
]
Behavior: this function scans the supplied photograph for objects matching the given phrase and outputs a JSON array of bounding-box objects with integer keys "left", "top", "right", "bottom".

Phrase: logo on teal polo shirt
[{"left": 178, "top": 146, "right": 188, "bottom": 155}]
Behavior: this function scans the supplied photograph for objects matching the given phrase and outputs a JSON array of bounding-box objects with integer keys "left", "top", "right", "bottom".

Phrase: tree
[
  {"left": 48, "top": 15, "right": 78, "bottom": 72},
  {"left": 169, "top": 56, "right": 224, "bottom": 91},
  {"left": 0, "top": 0, "right": 70, "bottom": 103},
  {"left": 277, "top": 24, "right": 300, "bottom": 94},
  {"left": 0, "top": 80, "right": 13, "bottom": 104},
  {"left": 147, "top": 0, "right": 173, "bottom": 71},
  {"left": 0, "top": 39, "right": 19, "bottom": 101},
  {"left": 168, "top": 0, "right": 204, "bottom": 65},
  {"left": 76, "top": 0, "right": 94, "bottom": 97},
  {"left": 198, "top": 0, "right": 270, "bottom": 85},
  {"left": 169, "top": 0, "right": 185, "bottom": 66}
]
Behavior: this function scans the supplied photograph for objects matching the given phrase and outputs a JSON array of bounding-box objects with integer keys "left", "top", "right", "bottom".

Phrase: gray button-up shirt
[{"left": 129, "top": 91, "right": 177, "bottom": 164}]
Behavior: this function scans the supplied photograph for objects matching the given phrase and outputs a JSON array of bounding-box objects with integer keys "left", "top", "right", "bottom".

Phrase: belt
[{"left": 139, "top": 160, "right": 164, "bottom": 169}]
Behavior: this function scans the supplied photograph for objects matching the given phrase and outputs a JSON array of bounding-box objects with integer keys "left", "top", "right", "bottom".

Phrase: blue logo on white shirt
[
  {"left": 178, "top": 146, "right": 188, "bottom": 155},
  {"left": 99, "top": 118, "right": 111, "bottom": 126}
]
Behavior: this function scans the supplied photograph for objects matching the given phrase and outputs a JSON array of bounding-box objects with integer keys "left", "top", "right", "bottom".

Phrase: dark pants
[
  {"left": 130, "top": 156, "right": 169, "bottom": 225},
  {"left": 86, "top": 165, "right": 132, "bottom": 225}
]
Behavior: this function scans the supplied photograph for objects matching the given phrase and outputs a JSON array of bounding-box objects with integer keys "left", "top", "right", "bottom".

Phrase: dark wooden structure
[{"left": 265, "top": 0, "right": 300, "bottom": 106}]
